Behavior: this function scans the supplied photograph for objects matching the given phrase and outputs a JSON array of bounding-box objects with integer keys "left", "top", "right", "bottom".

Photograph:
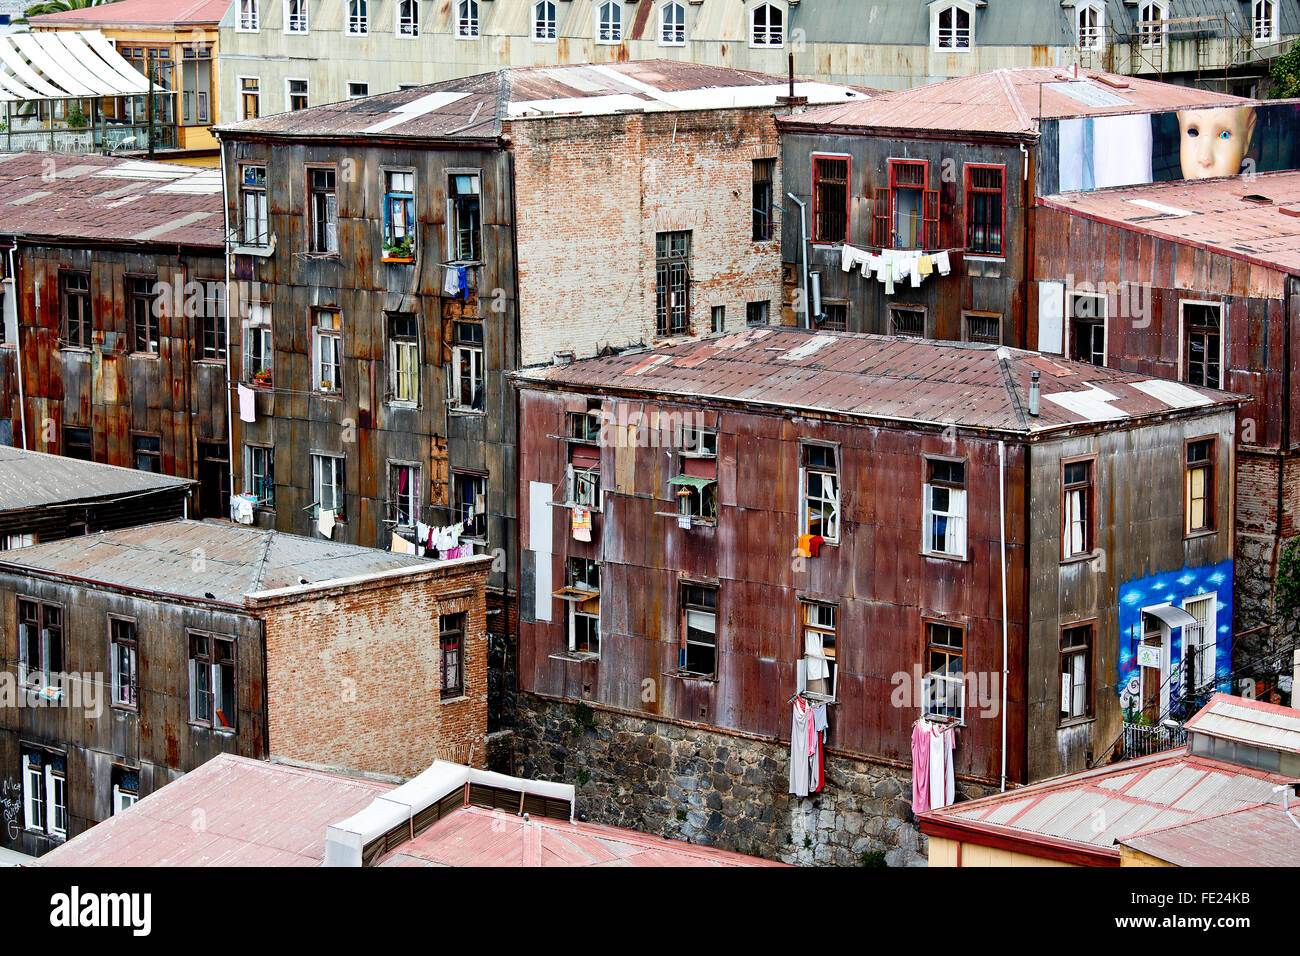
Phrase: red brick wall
[
  {"left": 250, "top": 558, "right": 491, "bottom": 778},
  {"left": 1236, "top": 450, "right": 1282, "bottom": 537}
]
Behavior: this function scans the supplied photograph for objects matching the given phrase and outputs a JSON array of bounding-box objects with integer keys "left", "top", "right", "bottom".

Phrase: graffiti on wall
[{"left": 1, "top": 777, "right": 21, "bottom": 840}]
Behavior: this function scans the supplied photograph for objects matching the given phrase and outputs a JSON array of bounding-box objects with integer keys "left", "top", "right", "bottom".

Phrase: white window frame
[
  {"left": 533, "top": 0, "right": 557, "bottom": 41},
  {"left": 397, "top": 0, "right": 419, "bottom": 37},
  {"left": 1253, "top": 0, "right": 1278, "bottom": 42},
  {"left": 236, "top": 0, "right": 260, "bottom": 32},
  {"left": 245, "top": 443, "right": 274, "bottom": 508},
  {"left": 239, "top": 163, "right": 268, "bottom": 247},
  {"left": 312, "top": 309, "right": 342, "bottom": 394},
  {"left": 388, "top": 461, "right": 421, "bottom": 529},
  {"left": 244, "top": 303, "right": 272, "bottom": 382},
  {"left": 312, "top": 453, "right": 345, "bottom": 516},
  {"left": 595, "top": 1, "right": 622, "bottom": 44},
  {"left": 1076, "top": 1, "right": 1104, "bottom": 51},
  {"left": 1138, "top": 0, "right": 1167, "bottom": 49},
  {"left": 922, "top": 460, "right": 967, "bottom": 560},
  {"left": 388, "top": 312, "right": 420, "bottom": 405},
  {"left": 1182, "top": 592, "right": 1218, "bottom": 691},
  {"left": 931, "top": 0, "right": 974, "bottom": 52},
  {"left": 347, "top": 81, "right": 369, "bottom": 99},
  {"left": 346, "top": 0, "right": 368, "bottom": 35},
  {"left": 450, "top": 340, "right": 484, "bottom": 412},
  {"left": 22, "top": 750, "right": 65, "bottom": 839},
  {"left": 659, "top": 1, "right": 686, "bottom": 46},
  {"left": 109, "top": 616, "right": 138, "bottom": 709},
  {"left": 284, "top": 0, "right": 309, "bottom": 34},
  {"left": 457, "top": 0, "right": 480, "bottom": 39},
  {"left": 798, "top": 441, "right": 840, "bottom": 545},
  {"left": 112, "top": 782, "right": 138, "bottom": 814},
  {"left": 237, "top": 75, "right": 260, "bottom": 121},
  {"left": 1067, "top": 291, "right": 1107, "bottom": 367},
  {"left": 1179, "top": 299, "right": 1225, "bottom": 390},
  {"left": 749, "top": 1, "right": 784, "bottom": 48},
  {"left": 797, "top": 600, "right": 838, "bottom": 703},
  {"left": 285, "top": 76, "right": 309, "bottom": 111},
  {"left": 566, "top": 462, "right": 603, "bottom": 511}
]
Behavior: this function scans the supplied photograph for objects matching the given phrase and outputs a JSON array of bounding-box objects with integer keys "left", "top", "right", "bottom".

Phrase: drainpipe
[
  {"left": 786, "top": 192, "right": 810, "bottom": 330},
  {"left": 998, "top": 439, "right": 1009, "bottom": 792},
  {"left": 219, "top": 135, "right": 236, "bottom": 515},
  {"left": 7, "top": 243, "right": 26, "bottom": 450}
]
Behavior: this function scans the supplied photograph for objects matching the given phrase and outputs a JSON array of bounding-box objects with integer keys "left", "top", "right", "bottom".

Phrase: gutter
[
  {"left": 917, "top": 813, "right": 1121, "bottom": 867},
  {"left": 220, "top": 138, "right": 237, "bottom": 517}
]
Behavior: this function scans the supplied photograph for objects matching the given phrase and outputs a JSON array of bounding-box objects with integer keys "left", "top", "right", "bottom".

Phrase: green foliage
[
  {"left": 17, "top": 0, "right": 120, "bottom": 23},
  {"left": 577, "top": 769, "right": 590, "bottom": 786},
  {"left": 1276, "top": 536, "right": 1300, "bottom": 616},
  {"left": 676, "top": 808, "right": 687, "bottom": 822},
  {"left": 860, "top": 850, "right": 887, "bottom": 867},
  {"left": 574, "top": 701, "right": 596, "bottom": 731},
  {"left": 65, "top": 104, "right": 88, "bottom": 129},
  {"left": 802, "top": 835, "right": 812, "bottom": 849},
  {"left": 1270, "top": 42, "right": 1300, "bottom": 98}
]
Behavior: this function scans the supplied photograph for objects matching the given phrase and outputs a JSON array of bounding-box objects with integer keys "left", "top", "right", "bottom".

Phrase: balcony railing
[{"left": 1119, "top": 720, "right": 1187, "bottom": 760}]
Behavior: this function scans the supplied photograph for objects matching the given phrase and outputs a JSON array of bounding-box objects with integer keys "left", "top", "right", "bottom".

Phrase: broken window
[
  {"left": 451, "top": 320, "right": 484, "bottom": 410},
  {"left": 449, "top": 172, "right": 480, "bottom": 262},
  {"left": 63, "top": 426, "right": 92, "bottom": 461},
  {"left": 239, "top": 164, "right": 268, "bottom": 246},
  {"left": 877, "top": 159, "right": 937, "bottom": 250},
  {"left": 188, "top": 632, "right": 236, "bottom": 731},
  {"left": 127, "top": 275, "right": 159, "bottom": 353},
  {"left": 660, "top": 1, "right": 685, "bottom": 44},
  {"left": 111, "top": 766, "right": 139, "bottom": 815},
  {"left": 1059, "top": 623, "right": 1093, "bottom": 723},
  {"left": 964, "top": 311, "right": 1000, "bottom": 345},
  {"left": 1185, "top": 437, "right": 1216, "bottom": 534},
  {"left": 655, "top": 230, "right": 691, "bottom": 336},
  {"left": 312, "top": 453, "right": 345, "bottom": 518},
  {"left": 388, "top": 312, "right": 419, "bottom": 404},
  {"left": 679, "top": 583, "right": 717, "bottom": 677},
  {"left": 383, "top": 170, "right": 415, "bottom": 258},
  {"left": 564, "top": 557, "right": 601, "bottom": 656},
  {"left": 812, "top": 155, "right": 848, "bottom": 243},
  {"left": 346, "top": 0, "right": 367, "bottom": 34},
  {"left": 457, "top": 0, "right": 479, "bottom": 38},
  {"left": 245, "top": 443, "right": 274, "bottom": 508},
  {"left": 110, "top": 616, "right": 138, "bottom": 709},
  {"left": 1068, "top": 292, "right": 1105, "bottom": 365},
  {"left": 890, "top": 305, "right": 925, "bottom": 337},
  {"left": 965, "top": 164, "right": 1003, "bottom": 255},
  {"left": 312, "top": 308, "right": 342, "bottom": 393},
  {"left": 388, "top": 461, "right": 421, "bottom": 529},
  {"left": 1062, "top": 458, "right": 1094, "bottom": 558},
  {"left": 440, "top": 613, "right": 464, "bottom": 698},
  {"left": 308, "top": 167, "right": 337, "bottom": 253},
  {"left": 672, "top": 424, "right": 717, "bottom": 520},
  {"left": 533, "top": 0, "right": 556, "bottom": 40},
  {"left": 398, "top": 0, "right": 418, "bottom": 36},
  {"left": 22, "top": 749, "right": 65, "bottom": 839},
  {"left": 924, "top": 621, "right": 964, "bottom": 722},
  {"left": 820, "top": 302, "right": 847, "bottom": 331},
  {"left": 923, "top": 458, "right": 966, "bottom": 559},
  {"left": 452, "top": 472, "right": 488, "bottom": 539},
  {"left": 750, "top": 1, "right": 782, "bottom": 45},
  {"left": 567, "top": 439, "right": 602, "bottom": 509},
  {"left": 133, "top": 433, "right": 161, "bottom": 473},
  {"left": 935, "top": 3, "right": 971, "bottom": 49},
  {"left": 596, "top": 1, "right": 621, "bottom": 42},
  {"left": 18, "top": 598, "right": 63, "bottom": 690},
  {"left": 800, "top": 442, "right": 839, "bottom": 543},
  {"left": 1183, "top": 302, "right": 1221, "bottom": 389},
  {"left": 287, "top": 78, "right": 309, "bottom": 110},
  {"left": 752, "top": 158, "right": 774, "bottom": 240},
  {"left": 60, "top": 270, "right": 92, "bottom": 348},
  {"left": 799, "top": 601, "right": 838, "bottom": 702},
  {"left": 285, "top": 0, "right": 308, "bottom": 33}
]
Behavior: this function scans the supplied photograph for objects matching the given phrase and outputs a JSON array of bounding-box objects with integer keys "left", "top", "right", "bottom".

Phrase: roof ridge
[{"left": 996, "top": 68, "right": 1036, "bottom": 132}]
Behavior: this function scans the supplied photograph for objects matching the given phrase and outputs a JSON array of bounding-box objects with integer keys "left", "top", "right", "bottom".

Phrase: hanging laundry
[
  {"left": 928, "top": 722, "right": 956, "bottom": 810},
  {"left": 909, "top": 257, "right": 922, "bottom": 287},
  {"left": 230, "top": 493, "right": 256, "bottom": 525},
  {"left": 805, "top": 630, "right": 828, "bottom": 697},
  {"left": 390, "top": 532, "right": 417, "bottom": 555},
  {"left": 237, "top": 383, "right": 256, "bottom": 423},
  {"left": 572, "top": 505, "right": 592, "bottom": 542},
  {"left": 317, "top": 507, "right": 336, "bottom": 539},
  {"left": 910, "top": 721, "right": 932, "bottom": 814},
  {"left": 789, "top": 697, "right": 813, "bottom": 796},
  {"left": 812, "top": 703, "right": 828, "bottom": 793},
  {"left": 443, "top": 265, "right": 462, "bottom": 297},
  {"left": 457, "top": 265, "right": 469, "bottom": 300},
  {"left": 935, "top": 251, "right": 951, "bottom": 276},
  {"left": 918, "top": 254, "right": 934, "bottom": 276},
  {"left": 796, "top": 533, "right": 813, "bottom": 558}
]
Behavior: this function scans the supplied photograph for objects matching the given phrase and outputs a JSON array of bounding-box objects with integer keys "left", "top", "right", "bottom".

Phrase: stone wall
[{"left": 511, "top": 693, "right": 994, "bottom": 866}]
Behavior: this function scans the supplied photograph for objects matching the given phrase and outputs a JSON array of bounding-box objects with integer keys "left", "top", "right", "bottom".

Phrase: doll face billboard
[{"left": 1177, "top": 106, "right": 1257, "bottom": 179}]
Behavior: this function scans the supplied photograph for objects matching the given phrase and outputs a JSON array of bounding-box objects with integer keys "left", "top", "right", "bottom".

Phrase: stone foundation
[{"left": 510, "top": 693, "right": 994, "bottom": 866}]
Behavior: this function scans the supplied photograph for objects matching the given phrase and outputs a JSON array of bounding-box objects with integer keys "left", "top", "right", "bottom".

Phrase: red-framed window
[
  {"left": 811, "top": 154, "right": 850, "bottom": 244},
  {"left": 964, "top": 163, "right": 1005, "bottom": 256},
  {"left": 873, "top": 159, "right": 938, "bottom": 250}
]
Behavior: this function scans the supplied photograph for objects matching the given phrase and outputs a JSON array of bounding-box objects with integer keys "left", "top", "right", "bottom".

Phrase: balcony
[{"left": 1119, "top": 720, "right": 1187, "bottom": 760}]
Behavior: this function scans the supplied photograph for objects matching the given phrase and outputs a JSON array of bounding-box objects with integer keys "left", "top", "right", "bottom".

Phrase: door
[
  {"left": 197, "top": 441, "right": 229, "bottom": 519},
  {"left": 1139, "top": 612, "right": 1167, "bottom": 723},
  {"left": 1182, "top": 594, "right": 1216, "bottom": 694}
]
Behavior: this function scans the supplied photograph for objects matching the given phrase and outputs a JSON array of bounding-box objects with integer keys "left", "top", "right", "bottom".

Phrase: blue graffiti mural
[{"left": 1116, "top": 559, "right": 1233, "bottom": 722}]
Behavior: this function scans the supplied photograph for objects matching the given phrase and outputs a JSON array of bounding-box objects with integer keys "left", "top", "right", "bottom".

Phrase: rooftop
[
  {"left": 780, "top": 68, "right": 1248, "bottom": 138},
  {"left": 0, "top": 518, "right": 444, "bottom": 606},
  {"left": 1040, "top": 169, "right": 1300, "bottom": 275},
  {"left": 0, "top": 29, "right": 158, "bottom": 103},
  {"left": 29, "top": 0, "right": 230, "bottom": 28},
  {"left": 1183, "top": 692, "right": 1300, "bottom": 755},
  {"left": 0, "top": 151, "right": 221, "bottom": 246},
  {"left": 514, "top": 326, "right": 1241, "bottom": 436},
  {"left": 0, "top": 444, "right": 192, "bottom": 514},
  {"left": 215, "top": 60, "right": 868, "bottom": 141}
]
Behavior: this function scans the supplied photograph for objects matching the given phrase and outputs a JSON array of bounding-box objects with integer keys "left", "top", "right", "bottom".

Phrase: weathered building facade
[
  {"left": 513, "top": 327, "right": 1239, "bottom": 864},
  {"left": 0, "top": 518, "right": 489, "bottom": 856}
]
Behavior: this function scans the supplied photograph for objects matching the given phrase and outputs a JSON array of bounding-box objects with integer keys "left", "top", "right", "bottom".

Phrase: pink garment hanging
[{"left": 911, "top": 721, "right": 932, "bottom": 814}]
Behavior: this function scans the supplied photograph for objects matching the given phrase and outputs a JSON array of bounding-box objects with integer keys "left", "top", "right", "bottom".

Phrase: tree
[
  {"left": 14, "top": 0, "right": 122, "bottom": 25},
  {"left": 1277, "top": 536, "right": 1300, "bottom": 617},
  {"left": 1269, "top": 42, "right": 1300, "bottom": 98}
]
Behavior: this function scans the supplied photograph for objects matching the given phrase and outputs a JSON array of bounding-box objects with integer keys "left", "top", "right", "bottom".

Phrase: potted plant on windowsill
[
  {"left": 381, "top": 235, "right": 415, "bottom": 263},
  {"left": 251, "top": 367, "right": 272, "bottom": 387}
]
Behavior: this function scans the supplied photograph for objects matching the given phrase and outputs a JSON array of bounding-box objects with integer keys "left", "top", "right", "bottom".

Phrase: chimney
[{"left": 1028, "top": 370, "right": 1041, "bottom": 417}]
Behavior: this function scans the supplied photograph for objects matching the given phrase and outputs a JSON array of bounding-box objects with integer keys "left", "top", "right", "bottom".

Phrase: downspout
[
  {"left": 786, "top": 193, "right": 810, "bottom": 329},
  {"left": 6, "top": 243, "right": 26, "bottom": 450},
  {"left": 998, "top": 439, "right": 1009, "bottom": 792},
  {"left": 219, "top": 134, "right": 236, "bottom": 516}
]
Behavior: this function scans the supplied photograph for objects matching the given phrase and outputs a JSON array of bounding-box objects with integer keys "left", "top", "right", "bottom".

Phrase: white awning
[
  {"left": 1143, "top": 603, "right": 1199, "bottom": 630},
  {"left": 0, "top": 30, "right": 162, "bottom": 104}
]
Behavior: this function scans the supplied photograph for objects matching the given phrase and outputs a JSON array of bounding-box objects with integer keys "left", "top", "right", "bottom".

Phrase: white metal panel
[
  {"left": 529, "top": 480, "right": 553, "bottom": 623},
  {"left": 78, "top": 30, "right": 153, "bottom": 93},
  {"left": 9, "top": 32, "right": 94, "bottom": 96},
  {"left": 41, "top": 31, "right": 123, "bottom": 95},
  {"left": 0, "top": 36, "right": 63, "bottom": 98}
]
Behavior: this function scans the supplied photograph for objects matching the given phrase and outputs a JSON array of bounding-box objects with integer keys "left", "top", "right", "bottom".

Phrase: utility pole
[{"left": 146, "top": 49, "right": 156, "bottom": 158}]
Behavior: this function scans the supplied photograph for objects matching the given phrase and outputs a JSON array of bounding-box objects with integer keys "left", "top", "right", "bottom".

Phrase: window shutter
[
  {"left": 923, "top": 189, "right": 940, "bottom": 249},
  {"left": 872, "top": 187, "right": 890, "bottom": 248},
  {"left": 950, "top": 488, "right": 967, "bottom": 559},
  {"left": 796, "top": 657, "right": 808, "bottom": 695},
  {"left": 23, "top": 755, "right": 39, "bottom": 830},
  {"left": 922, "top": 483, "right": 933, "bottom": 553},
  {"left": 444, "top": 362, "right": 454, "bottom": 404}
]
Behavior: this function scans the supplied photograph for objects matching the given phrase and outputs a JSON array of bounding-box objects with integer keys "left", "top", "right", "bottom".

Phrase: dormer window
[
  {"left": 660, "top": 1, "right": 685, "bottom": 45},
  {"left": 1076, "top": 2, "right": 1103, "bottom": 51},
  {"left": 596, "top": 1, "right": 621, "bottom": 43},
  {"left": 1138, "top": 1, "right": 1166, "bottom": 49},
  {"left": 933, "top": 1, "right": 973, "bottom": 51},
  {"left": 750, "top": 2, "right": 783, "bottom": 47},
  {"left": 1253, "top": 0, "right": 1277, "bottom": 42}
]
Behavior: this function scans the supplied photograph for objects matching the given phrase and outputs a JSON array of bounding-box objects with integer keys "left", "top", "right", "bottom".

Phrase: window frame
[
  {"left": 1076, "top": 1, "right": 1104, "bottom": 50},
  {"left": 595, "top": 1, "right": 622, "bottom": 44},
  {"left": 388, "top": 460, "right": 422, "bottom": 530},
  {"left": 1138, "top": 0, "right": 1167, "bottom": 49},
  {"left": 1060, "top": 455, "right": 1097, "bottom": 561},
  {"left": 397, "top": 0, "right": 419, "bottom": 37},
  {"left": 451, "top": 470, "right": 489, "bottom": 540},
  {"left": 59, "top": 269, "right": 92, "bottom": 349},
  {"left": 197, "top": 277, "right": 226, "bottom": 361},
  {"left": 286, "top": 76, "right": 309, "bottom": 111},
  {"left": 678, "top": 581, "right": 718, "bottom": 678},
  {"left": 239, "top": 163, "right": 269, "bottom": 246},
  {"left": 746, "top": 300, "right": 770, "bottom": 326},
  {"left": 236, "top": 0, "right": 260, "bottom": 32},
  {"left": 654, "top": 229, "right": 691, "bottom": 337},
  {"left": 922, "top": 456, "right": 967, "bottom": 561},
  {"left": 798, "top": 599, "right": 838, "bottom": 703},
  {"left": 456, "top": 0, "right": 480, "bottom": 39},
  {"left": 1067, "top": 291, "right": 1107, "bottom": 366},
  {"left": 1184, "top": 436, "right": 1217, "bottom": 536},
  {"left": 347, "top": 81, "right": 369, "bottom": 98},
  {"left": 564, "top": 557, "right": 602, "bottom": 657},
  {"left": 17, "top": 596, "right": 63, "bottom": 691},
  {"left": 659, "top": 0, "right": 686, "bottom": 45},
  {"left": 964, "top": 163, "right": 1005, "bottom": 258},
  {"left": 533, "top": 0, "right": 557, "bottom": 41},
  {"left": 798, "top": 440, "right": 840, "bottom": 545},
  {"left": 109, "top": 614, "right": 138, "bottom": 711},
  {"left": 387, "top": 311, "right": 420, "bottom": 405},
  {"left": 311, "top": 452, "right": 346, "bottom": 520},
  {"left": 447, "top": 169, "right": 482, "bottom": 264},
  {"left": 244, "top": 302, "right": 272, "bottom": 385},
  {"left": 187, "top": 630, "right": 237, "bottom": 733},
  {"left": 382, "top": 168, "right": 416, "bottom": 259},
  {"left": 244, "top": 442, "right": 275, "bottom": 509},
  {"left": 131, "top": 431, "right": 161, "bottom": 473},
  {"left": 238, "top": 75, "right": 261, "bottom": 120},
  {"left": 752, "top": 157, "right": 775, "bottom": 241},
  {"left": 21, "top": 748, "right": 66, "bottom": 839},
  {"left": 63, "top": 425, "right": 92, "bottom": 461},
  {"left": 1058, "top": 621, "right": 1095, "bottom": 726},
  {"left": 749, "top": 1, "right": 784, "bottom": 48},
  {"left": 345, "top": 0, "right": 368, "bottom": 35},
  {"left": 932, "top": 0, "right": 974, "bottom": 51},
  {"left": 311, "top": 307, "right": 343, "bottom": 395},
  {"left": 1180, "top": 299, "right": 1223, "bottom": 390},
  {"left": 126, "top": 274, "right": 159, "bottom": 354},
  {"left": 962, "top": 310, "right": 1001, "bottom": 345},
  {"left": 439, "top": 612, "right": 465, "bottom": 699},
  {"left": 111, "top": 765, "right": 140, "bottom": 815},
  {"left": 875, "top": 159, "right": 938, "bottom": 251},
  {"left": 306, "top": 164, "right": 339, "bottom": 255},
  {"left": 1253, "top": 0, "right": 1278, "bottom": 42},
  {"left": 450, "top": 320, "right": 485, "bottom": 412},
  {"left": 811, "top": 152, "right": 850, "bottom": 245},
  {"left": 923, "top": 618, "right": 966, "bottom": 724},
  {"left": 284, "top": 0, "right": 309, "bottom": 34}
]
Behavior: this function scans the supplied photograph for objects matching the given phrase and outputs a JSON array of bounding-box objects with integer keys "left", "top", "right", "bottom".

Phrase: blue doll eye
[{"left": 1219, "top": 130, "right": 1232, "bottom": 140}]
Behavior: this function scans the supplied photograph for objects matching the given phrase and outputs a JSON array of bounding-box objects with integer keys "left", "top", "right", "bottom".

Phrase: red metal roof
[
  {"left": 29, "top": 0, "right": 230, "bottom": 28},
  {"left": 377, "top": 805, "right": 782, "bottom": 867},
  {"left": 1040, "top": 170, "right": 1300, "bottom": 275},
  {"left": 781, "top": 68, "right": 1249, "bottom": 137},
  {"left": 1119, "top": 800, "right": 1300, "bottom": 867}
]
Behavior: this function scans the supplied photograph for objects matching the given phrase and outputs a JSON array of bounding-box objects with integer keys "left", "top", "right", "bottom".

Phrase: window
[
  {"left": 711, "top": 305, "right": 725, "bottom": 333},
  {"left": 346, "top": 0, "right": 367, "bottom": 34},
  {"left": 923, "top": 459, "right": 966, "bottom": 559},
  {"left": 567, "top": 437, "right": 602, "bottom": 509},
  {"left": 746, "top": 301, "right": 769, "bottom": 326},
  {"left": 22, "top": 749, "right": 66, "bottom": 839},
  {"left": 1062, "top": 458, "right": 1095, "bottom": 558},
  {"left": 308, "top": 167, "right": 338, "bottom": 253},
  {"left": 388, "top": 312, "right": 419, "bottom": 404},
  {"left": 819, "top": 302, "right": 847, "bottom": 331},
  {"left": 799, "top": 601, "right": 837, "bottom": 701},
  {"left": 244, "top": 303, "right": 272, "bottom": 384},
  {"left": 965, "top": 165, "right": 1004, "bottom": 256},
  {"left": 457, "top": 0, "right": 479, "bottom": 38},
  {"left": 287, "top": 78, "right": 308, "bottom": 111},
  {"left": 875, "top": 160, "right": 938, "bottom": 250},
  {"left": 63, "top": 426, "right": 92, "bottom": 461},
  {"left": 18, "top": 598, "right": 63, "bottom": 690},
  {"left": 188, "top": 632, "right": 236, "bottom": 731},
  {"left": 964, "top": 311, "right": 1000, "bottom": 344},
  {"left": 563, "top": 557, "right": 601, "bottom": 656},
  {"left": 752, "top": 158, "right": 774, "bottom": 241},
  {"left": 1254, "top": 0, "right": 1277, "bottom": 41},
  {"left": 285, "top": 0, "right": 308, "bottom": 33},
  {"left": 439, "top": 613, "right": 464, "bottom": 698},
  {"left": 245, "top": 443, "right": 274, "bottom": 508},
  {"left": 312, "top": 308, "right": 342, "bottom": 393},
  {"left": 111, "top": 767, "right": 139, "bottom": 815},
  {"left": 1185, "top": 438, "right": 1216, "bottom": 534},
  {"left": 127, "top": 275, "right": 158, "bottom": 353},
  {"left": 890, "top": 306, "right": 925, "bottom": 337},
  {"left": 934, "top": 2, "right": 972, "bottom": 49},
  {"left": 240, "top": 76, "right": 260, "bottom": 119},
  {"left": 812, "top": 155, "right": 848, "bottom": 243},
  {"left": 1183, "top": 594, "right": 1217, "bottom": 691},
  {"left": 312, "top": 453, "right": 345, "bottom": 518},
  {"left": 239, "top": 164, "right": 268, "bottom": 246},
  {"left": 1, "top": 534, "right": 34, "bottom": 550},
  {"left": 110, "top": 616, "right": 137, "bottom": 709},
  {"left": 398, "top": 0, "right": 418, "bottom": 36},
  {"left": 238, "top": 0, "right": 259, "bottom": 30},
  {"left": 660, "top": 1, "right": 685, "bottom": 44},
  {"left": 672, "top": 424, "right": 716, "bottom": 520},
  {"left": 452, "top": 472, "right": 488, "bottom": 539},
  {"left": 679, "top": 583, "right": 717, "bottom": 676},
  {"left": 1059, "top": 623, "right": 1093, "bottom": 723},
  {"left": 1068, "top": 292, "right": 1106, "bottom": 365},
  {"left": 750, "top": 1, "right": 782, "bottom": 46},
  {"left": 347, "top": 81, "right": 369, "bottom": 98},
  {"left": 383, "top": 170, "right": 415, "bottom": 258},
  {"left": 388, "top": 462, "right": 421, "bottom": 528},
  {"left": 655, "top": 230, "right": 691, "bottom": 336},
  {"left": 1077, "top": 2, "right": 1103, "bottom": 50},
  {"left": 133, "top": 433, "right": 160, "bottom": 472},
  {"left": 534, "top": 0, "right": 556, "bottom": 40},
  {"left": 924, "top": 621, "right": 964, "bottom": 721},
  {"left": 451, "top": 321, "right": 484, "bottom": 410},
  {"left": 1183, "top": 302, "right": 1221, "bottom": 389},
  {"left": 567, "top": 405, "right": 602, "bottom": 442},
  {"left": 596, "top": 1, "right": 621, "bottom": 42},
  {"left": 1138, "top": 1, "right": 1166, "bottom": 48},
  {"left": 60, "top": 271, "right": 92, "bottom": 347},
  {"left": 448, "top": 172, "right": 480, "bottom": 262},
  {"left": 199, "top": 279, "right": 226, "bottom": 360},
  {"left": 799, "top": 443, "right": 839, "bottom": 543}
]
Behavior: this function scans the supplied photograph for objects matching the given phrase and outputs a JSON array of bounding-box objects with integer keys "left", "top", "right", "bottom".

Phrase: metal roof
[
  {"left": 1183, "top": 692, "right": 1300, "bottom": 754},
  {"left": 514, "top": 326, "right": 1241, "bottom": 436},
  {"left": 0, "top": 444, "right": 192, "bottom": 514},
  {"left": 0, "top": 150, "right": 222, "bottom": 246},
  {"left": 1040, "top": 169, "right": 1300, "bottom": 275},
  {"left": 0, "top": 29, "right": 161, "bottom": 103},
  {"left": 215, "top": 60, "right": 869, "bottom": 141},
  {"left": 0, "top": 518, "right": 441, "bottom": 605},
  {"left": 781, "top": 68, "right": 1248, "bottom": 137},
  {"left": 29, "top": 0, "right": 231, "bottom": 29},
  {"left": 1119, "top": 801, "right": 1300, "bottom": 866}
]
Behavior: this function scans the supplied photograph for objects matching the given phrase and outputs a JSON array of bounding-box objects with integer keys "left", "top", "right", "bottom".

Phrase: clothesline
[{"left": 839, "top": 242, "right": 953, "bottom": 295}]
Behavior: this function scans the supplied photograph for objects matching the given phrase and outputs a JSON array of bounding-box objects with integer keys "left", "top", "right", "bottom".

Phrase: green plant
[
  {"left": 577, "top": 769, "right": 590, "bottom": 786},
  {"left": 574, "top": 701, "right": 596, "bottom": 731},
  {"left": 1271, "top": 42, "right": 1300, "bottom": 98},
  {"left": 860, "top": 850, "right": 887, "bottom": 867},
  {"left": 1277, "top": 536, "right": 1300, "bottom": 616},
  {"left": 676, "top": 808, "right": 687, "bottom": 822},
  {"left": 383, "top": 235, "right": 414, "bottom": 259},
  {"left": 802, "top": 836, "right": 812, "bottom": 849},
  {"left": 65, "top": 104, "right": 88, "bottom": 129}
]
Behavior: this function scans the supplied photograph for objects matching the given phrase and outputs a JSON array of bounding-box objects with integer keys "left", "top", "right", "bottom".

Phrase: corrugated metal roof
[
  {"left": 515, "top": 326, "right": 1240, "bottom": 435},
  {"left": 0, "top": 444, "right": 192, "bottom": 514},
  {"left": 1121, "top": 801, "right": 1300, "bottom": 866},
  {"left": 1042, "top": 170, "right": 1300, "bottom": 275},
  {"left": 1183, "top": 692, "right": 1300, "bottom": 753},
  {"left": 0, "top": 151, "right": 222, "bottom": 246},
  {"left": 0, "top": 518, "right": 440, "bottom": 604},
  {"left": 29, "top": 0, "right": 230, "bottom": 28}
]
